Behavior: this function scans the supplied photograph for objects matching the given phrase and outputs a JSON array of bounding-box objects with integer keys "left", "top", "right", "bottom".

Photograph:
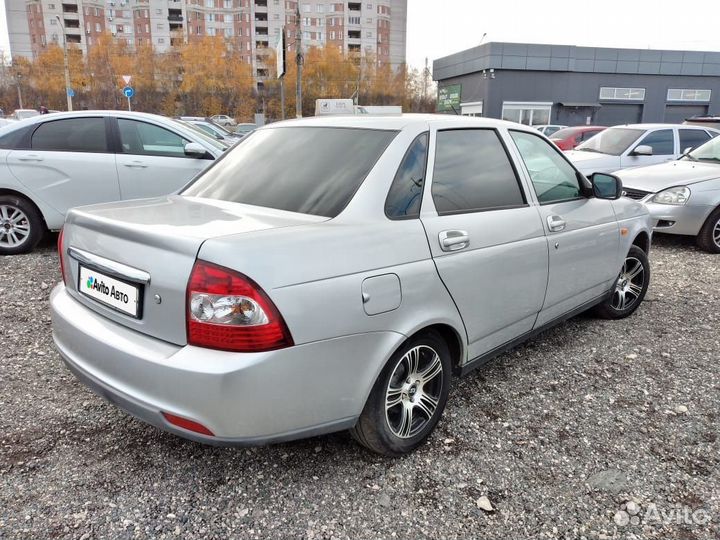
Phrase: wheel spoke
[
  {"left": 418, "top": 353, "right": 442, "bottom": 384},
  {"left": 405, "top": 346, "right": 419, "bottom": 376},
  {"left": 398, "top": 404, "right": 413, "bottom": 438},
  {"left": 385, "top": 385, "right": 403, "bottom": 410},
  {"left": 627, "top": 262, "right": 643, "bottom": 280},
  {"left": 628, "top": 283, "right": 642, "bottom": 297},
  {"left": 0, "top": 206, "right": 8, "bottom": 220},
  {"left": 414, "top": 393, "right": 439, "bottom": 420}
]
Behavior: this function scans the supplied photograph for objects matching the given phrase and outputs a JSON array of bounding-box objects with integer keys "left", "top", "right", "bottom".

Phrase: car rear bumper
[
  {"left": 645, "top": 202, "right": 713, "bottom": 236},
  {"left": 51, "top": 284, "right": 404, "bottom": 445}
]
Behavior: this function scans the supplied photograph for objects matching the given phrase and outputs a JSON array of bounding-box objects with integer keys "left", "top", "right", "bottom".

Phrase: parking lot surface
[{"left": 1, "top": 234, "right": 718, "bottom": 540}]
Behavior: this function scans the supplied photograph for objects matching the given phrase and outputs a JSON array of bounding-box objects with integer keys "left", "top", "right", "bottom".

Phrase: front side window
[
  {"left": 385, "top": 133, "right": 428, "bottom": 219},
  {"left": 118, "top": 119, "right": 189, "bottom": 157},
  {"left": 31, "top": 118, "right": 107, "bottom": 152},
  {"left": 431, "top": 129, "right": 525, "bottom": 215},
  {"left": 510, "top": 130, "right": 582, "bottom": 204},
  {"left": 636, "top": 129, "right": 674, "bottom": 155},
  {"left": 183, "top": 127, "right": 397, "bottom": 218}
]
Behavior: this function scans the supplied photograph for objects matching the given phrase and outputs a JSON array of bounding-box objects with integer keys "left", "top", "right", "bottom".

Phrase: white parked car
[
  {"left": 535, "top": 124, "right": 567, "bottom": 137},
  {"left": 566, "top": 124, "right": 719, "bottom": 176},
  {"left": 210, "top": 114, "right": 237, "bottom": 127},
  {"left": 0, "top": 111, "right": 226, "bottom": 255}
]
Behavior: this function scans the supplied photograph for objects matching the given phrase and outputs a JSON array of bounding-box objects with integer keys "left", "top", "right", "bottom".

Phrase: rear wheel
[
  {"left": 350, "top": 331, "right": 451, "bottom": 456},
  {"left": 696, "top": 206, "right": 720, "bottom": 254},
  {"left": 594, "top": 245, "right": 649, "bottom": 319},
  {"left": 0, "top": 195, "right": 44, "bottom": 255}
]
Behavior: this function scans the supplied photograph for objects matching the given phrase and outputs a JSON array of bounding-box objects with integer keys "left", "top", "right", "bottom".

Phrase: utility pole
[
  {"left": 14, "top": 71, "right": 24, "bottom": 109},
  {"left": 295, "top": 4, "right": 303, "bottom": 118},
  {"left": 422, "top": 57, "right": 429, "bottom": 101},
  {"left": 56, "top": 16, "right": 73, "bottom": 111}
]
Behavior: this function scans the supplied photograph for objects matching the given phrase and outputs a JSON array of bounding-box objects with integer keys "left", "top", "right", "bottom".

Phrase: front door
[
  {"left": 621, "top": 128, "right": 676, "bottom": 169},
  {"left": 114, "top": 118, "right": 212, "bottom": 200},
  {"left": 508, "top": 129, "right": 620, "bottom": 327},
  {"left": 421, "top": 128, "right": 549, "bottom": 361},
  {"left": 6, "top": 116, "right": 120, "bottom": 215}
]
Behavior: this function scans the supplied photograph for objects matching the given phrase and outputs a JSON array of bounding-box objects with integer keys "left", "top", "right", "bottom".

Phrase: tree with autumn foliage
[{"left": 0, "top": 38, "right": 435, "bottom": 120}]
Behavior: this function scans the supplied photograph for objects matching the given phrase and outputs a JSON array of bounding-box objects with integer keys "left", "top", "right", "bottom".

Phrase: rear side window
[
  {"left": 637, "top": 129, "right": 674, "bottom": 155},
  {"left": 431, "top": 129, "right": 525, "bottom": 215},
  {"left": 31, "top": 118, "right": 108, "bottom": 152},
  {"left": 679, "top": 129, "right": 711, "bottom": 152},
  {"left": 0, "top": 127, "right": 29, "bottom": 149},
  {"left": 118, "top": 119, "right": 189, "bottom": 157},
  {"left": 385, "top": 132, "right": 428, "bottom": 219},
  {"left": 183, "top": 127, "right": 398, "bottom": 218}
]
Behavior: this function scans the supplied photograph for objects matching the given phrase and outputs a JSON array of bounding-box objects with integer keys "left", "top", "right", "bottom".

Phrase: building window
[
  {"left": 158, "top": 37, "right": 165, "bottom": 43},
  {"left": 667, "top": 89, "right": 711, "bottom": 102},
  {"left": 599, "top": 87, "right": 646, "bottom": 101},
  {"left": 460, "top": 101, "right": 483, "bottom": 117},
  {"left": 48, "top": 3, "right": 55, "bottom": 8},
  {"left": 501, "top": 102, "right": 552, "bottom": 126},
  {"left": 349, "top": 16, "right": 360, "bottom": 24},
  {"left": 274, "top": 13, "right": 279, "bottom": 19},
  {"left": 95, "top": 7, "right": 100, "bottom": 15},
  {"left": 205, "top": 0, "right": 213, "bottom": 6},
  {"left": 302, "top": 3, "right": 310, "bottom": 12},
  {"left": 50, "top": 18, "right": 57, "bottom": 24},
  {"left": 96, "top": 22, "right": 101, "bottom": 31},
  {"left": 316, "top": 3, "right": 323, "bottom": 11},
  {"left": 224, "top": 0, "right": 232, "bottom": 6},
  {"left": 156, "top": 8, "right": 162, "bottom": 14}
]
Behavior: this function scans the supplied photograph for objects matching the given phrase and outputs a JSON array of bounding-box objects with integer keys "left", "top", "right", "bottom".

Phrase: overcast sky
[{"left": 3, "top": 0, "right": 720, "bottom": 71}]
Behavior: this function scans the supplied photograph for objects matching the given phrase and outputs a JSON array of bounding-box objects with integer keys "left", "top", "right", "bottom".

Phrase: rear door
[
  {"left": 114, "top": 118, "right": 213, "bottom": 199},
  {"left": 508, "top": 129, "right": 619, "bottom": 326},
  {"left": 420, "top": 127, "right": 549, "bottom": 360},
  {"left": 6, "top": 116, "right": 120, "bottom": 215}
]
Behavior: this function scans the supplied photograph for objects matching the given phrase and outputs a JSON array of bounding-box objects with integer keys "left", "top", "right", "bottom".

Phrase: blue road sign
[
  {"left": 67, "top": 88, "right": 75, "bottom": 97},
  {"left": 122, "top": 86, "right": 135, "bottom": 98}
]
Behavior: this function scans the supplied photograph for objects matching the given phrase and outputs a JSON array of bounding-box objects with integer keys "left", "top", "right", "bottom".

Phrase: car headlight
[{"left": 652, "top": 186, "right": 690, "bottom": 205}]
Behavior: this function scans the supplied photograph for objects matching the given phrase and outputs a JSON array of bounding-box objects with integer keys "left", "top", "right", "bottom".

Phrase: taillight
[
  {"left": 58, "top": 228, "right": 68, "bottom": 285},
  {"left": 186, "top": 260, "right": 293, "bottom": 352}
]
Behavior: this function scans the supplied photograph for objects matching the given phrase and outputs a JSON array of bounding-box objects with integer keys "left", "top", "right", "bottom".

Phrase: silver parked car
[
  {"left": 618, "top": 134, "right": 720, "bottom": 252},
  {"left": 566, "top": 124, "right": 719, "bottom": 176},
  {"left": 51, "top": 115, "right": 653, "bottom": 455},
  {"left": 0, "top": 111, "right": 226, "bottom": 255}
]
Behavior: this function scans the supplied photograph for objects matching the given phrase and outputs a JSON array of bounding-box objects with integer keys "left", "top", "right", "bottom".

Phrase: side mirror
[
  {"left": 590, "top": 172, "right": 623, "bottom": 200},
  {"left": 632, "top": 144, "right": 653, "bottom": 156},
  {"left": 683, "top": 146, "right": 693, "bottom": 155},
  {"left": 184, "top": 142, "right": 207, "bottom": 158}
]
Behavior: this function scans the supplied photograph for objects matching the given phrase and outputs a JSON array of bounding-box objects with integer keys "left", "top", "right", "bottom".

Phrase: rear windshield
[
  {"left": 550, "top": 127, "right": 584, "bottom": 140},
  {"left": 182, "top": 126, "right": 398, "bottom": 217},
  {"left": 575, "top": 127, "right": 644, "bottom": 156}
]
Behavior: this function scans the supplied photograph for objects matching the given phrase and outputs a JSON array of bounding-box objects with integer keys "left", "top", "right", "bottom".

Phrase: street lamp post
[{"left": 55, "top": 15, "right": 73, "bottom": 111}]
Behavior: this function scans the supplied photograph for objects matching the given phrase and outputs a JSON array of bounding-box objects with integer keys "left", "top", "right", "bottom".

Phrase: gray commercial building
[{"left": 433, "top": 42, "right": 720, "bottom": 127}]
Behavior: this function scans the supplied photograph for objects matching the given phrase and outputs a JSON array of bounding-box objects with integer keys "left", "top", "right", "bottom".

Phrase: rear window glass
[
  {"left": 0, "top": 126, "right": 29, "bottom": 149},
  {"left": 183, "top": 127, "right": 398, "bottom": 217}
]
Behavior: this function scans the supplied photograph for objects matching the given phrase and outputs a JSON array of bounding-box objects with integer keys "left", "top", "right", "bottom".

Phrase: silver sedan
[
  {"left": 618, "top": 135, "right": 720, "bottom": 253},
  {"left": 51, "top": 115, "right": 652, "bottom": 455}
]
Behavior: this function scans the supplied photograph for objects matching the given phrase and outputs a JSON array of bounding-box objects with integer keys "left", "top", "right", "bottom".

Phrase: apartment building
[{"left": 5, "top": 0, "right": 407, "bottom": 80}]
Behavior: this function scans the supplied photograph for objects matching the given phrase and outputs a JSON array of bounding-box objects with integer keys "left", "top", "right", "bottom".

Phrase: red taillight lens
[
  {"left": 57, "top": 228, "right": 68, "bottom": 285},
  {"left": 161, "top": 412, "right": 214, "bottom": 436},
  {"left": 186, "top": 260, "right": 294, "bottom": 352}
]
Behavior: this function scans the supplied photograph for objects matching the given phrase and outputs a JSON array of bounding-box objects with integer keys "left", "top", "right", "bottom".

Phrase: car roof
[
  {"left": 612, "top": 123, "right": 712, "bottom": 130},
  {"left": 261, "top": 113, "right": 542, "bottom": 132}
]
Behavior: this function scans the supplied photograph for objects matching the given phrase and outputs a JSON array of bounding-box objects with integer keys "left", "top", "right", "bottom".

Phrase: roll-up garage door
[
  {"left": 664, "top": 105, "right": 708, "bottom": 124},
  {"left": 595, "top": 104, "right": 643, "bottom": 126}
]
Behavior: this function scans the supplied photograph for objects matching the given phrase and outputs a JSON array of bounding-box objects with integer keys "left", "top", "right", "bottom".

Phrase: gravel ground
[{"left": 0, "top": 234, "right": 718, "bottom": 540}]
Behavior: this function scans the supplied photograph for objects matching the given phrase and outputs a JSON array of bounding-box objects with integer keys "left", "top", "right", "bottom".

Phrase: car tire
[
  {"left": 593, "top": 245, "right": 650, "bottom": 319},
  {"left": 350, "top": 331, "right": 452, "bottom": 456},
  {"left": 0, "top": 195, "right": 44, "bottom": 255},
  {"left": 696, "top": 206, "right": 720, "bottom": 254}
]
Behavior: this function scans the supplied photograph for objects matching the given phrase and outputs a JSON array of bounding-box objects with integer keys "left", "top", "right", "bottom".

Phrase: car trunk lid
[{"left": 62, "top": 195, "right": 327, "bottom": 345}]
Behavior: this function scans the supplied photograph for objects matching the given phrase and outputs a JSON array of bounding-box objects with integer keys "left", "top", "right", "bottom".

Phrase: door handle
[
  {"left": 547, "top": 215, "right": 566, "bottom": 232},
  {"left": 124, "top": 161, "right": 148, "bottom": 168},
  {"left": 17, "top": 154, "right": 43, "bottom": 162},
  {"left": 439, "top": 230, "right": 470, "bottom": 252}
]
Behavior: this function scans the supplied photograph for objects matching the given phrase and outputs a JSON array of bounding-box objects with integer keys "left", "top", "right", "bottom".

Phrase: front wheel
[
  {"left": 594, "top": 245, "right": 650, "bottom": 319},
  {"left": 350, "top": 331, "right": 452, "bottom": 456},
  {"left": 696, "top": 206, "right": 720, "bottom": 254}
]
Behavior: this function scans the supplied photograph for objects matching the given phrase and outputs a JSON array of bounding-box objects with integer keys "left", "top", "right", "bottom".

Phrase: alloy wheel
[
  {"left": 385, "top": 345, "right": 444, "bottom": 439},
  {"left": 0, "top": 204, "right": 31, "bottom": 249},
  {"left": 611, "top": 256, "right": 645, "bottom": 311},
  {"left": 713, "top": 217, "right": 720, "bottom": 249}
]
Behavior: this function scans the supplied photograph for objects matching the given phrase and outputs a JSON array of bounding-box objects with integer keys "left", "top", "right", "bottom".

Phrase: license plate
[{"left": 78, "top": 265, "right": 142, "bottom": 318}]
